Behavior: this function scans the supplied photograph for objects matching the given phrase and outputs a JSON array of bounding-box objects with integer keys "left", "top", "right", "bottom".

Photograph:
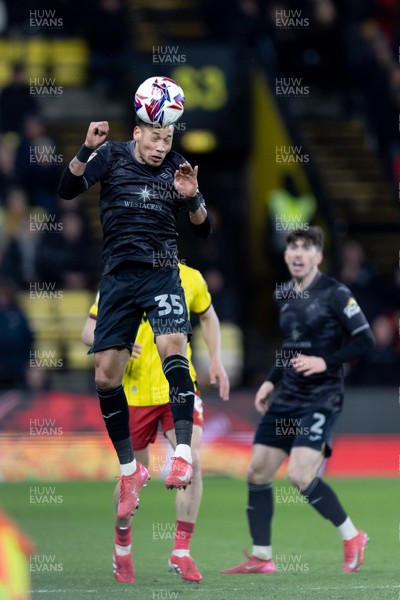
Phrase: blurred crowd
[
  {"left": 0, "top": 107, "right": 98, "bottom": 390},
  {"left": 337, "top": 239, "right": 400, "bottom": 385},
  {"left": 232, "top": 0, "right": 400, "bottom": 189},
  {"left": 0, "top": 66, "right": 98, "bottom": 291}
]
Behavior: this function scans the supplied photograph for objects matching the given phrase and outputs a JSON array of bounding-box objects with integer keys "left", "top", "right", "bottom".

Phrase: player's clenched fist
[{"left": 85, "top": 121, "right": 109, "bottom": 149}]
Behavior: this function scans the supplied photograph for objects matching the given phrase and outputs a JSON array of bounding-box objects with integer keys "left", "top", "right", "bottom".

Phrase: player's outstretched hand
[
  {"left": 291, "top": 354, "right": 327, "bottom": 376},
  {"left": 174, "top": 163, "right": 198, "bottom": 199},
  {"left": 255, "top": 381, "right": 274, "bottom": 415},
  {"left": 209, "top": 360, "right": 230, "bottom": 401},
  {"left": 85, "top": 121, "right": 109, "bottom": 149}
]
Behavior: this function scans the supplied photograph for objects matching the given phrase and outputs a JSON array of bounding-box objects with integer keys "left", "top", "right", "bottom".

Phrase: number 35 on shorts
[{"left": 154, "top": 294, "right": 184, "bottom": 317}]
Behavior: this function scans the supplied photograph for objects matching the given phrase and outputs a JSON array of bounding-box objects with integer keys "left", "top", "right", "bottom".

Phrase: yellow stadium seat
[
  {"left": 57, "top": 290, "right": 93, "bottom": 369},
  {"left": 18, "top": 289, "right": 92, "bottom": 370},
  {"left": 26, "top": 38, "right": 50, "bottom": 65},
  {"left": 52, "top": 39, "right": 89, "bottom": 85},
  {"left": 0, "top": 40, "right": 25, "bottom": 86},
  {"left": 18, "top": 292, "right": 60, "bottom": 342},
  {"left": 65, "top": 340, "right": 93, "bottom": 370},
  {"left": 3, "top": 39, "right": 25, "bottom": 62},
  {"left": 0, "top": 38, "right": 89, "bottom": 88},
  {"left": 57, "top": 290, "right": 92, "bottom": 338}
]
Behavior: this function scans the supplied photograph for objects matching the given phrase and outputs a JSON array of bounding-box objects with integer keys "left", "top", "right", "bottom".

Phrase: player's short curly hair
[{"left": 286, "top": 226, "right": 324, "bottom": 251}]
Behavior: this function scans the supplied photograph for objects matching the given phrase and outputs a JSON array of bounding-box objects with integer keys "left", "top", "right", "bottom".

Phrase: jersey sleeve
[
  {"left": 82, "top": 142, "right": 111, "bottom": 189},
  {"left": 89, "top": 291, "right": 100, "bottom": 318},
  {"left": 187, "top": 269, "right": 212, "bottom": 315},
  {"left": 330, "top": 284, "right": 371, "bottom": 336}
]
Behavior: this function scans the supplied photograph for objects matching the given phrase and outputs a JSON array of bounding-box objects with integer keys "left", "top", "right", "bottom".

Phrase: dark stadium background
[{"left": 0, "top": 1, "right": 398, "bottom": 596}]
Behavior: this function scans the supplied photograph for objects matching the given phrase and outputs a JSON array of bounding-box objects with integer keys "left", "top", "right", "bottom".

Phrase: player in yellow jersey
[
  {"left": 82, "top": 263, "right": 230, "bottom": 583},
  {"left": 0, "top": 510, "right": 34, "bottom": 600}
]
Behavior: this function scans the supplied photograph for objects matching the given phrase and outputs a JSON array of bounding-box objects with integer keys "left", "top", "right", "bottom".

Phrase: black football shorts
[
  {"left": 254, "top": 402, "right": 340, "bottom": 457},
  {"left": 89, "top": 263, "right": 192, "bottom": 354}
]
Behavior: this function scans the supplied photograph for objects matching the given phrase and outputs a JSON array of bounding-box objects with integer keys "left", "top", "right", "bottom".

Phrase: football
[{"left": 134, "top": 76, "right": 185, "bottom": 127}]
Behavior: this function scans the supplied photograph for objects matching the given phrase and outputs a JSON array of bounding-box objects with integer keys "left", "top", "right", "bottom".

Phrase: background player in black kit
[
  {"left": 58, "top": 116, "right": 212, "bottom": 521},
  {"left": 222, "top": 226, "right": 374, "bottom": 575}
]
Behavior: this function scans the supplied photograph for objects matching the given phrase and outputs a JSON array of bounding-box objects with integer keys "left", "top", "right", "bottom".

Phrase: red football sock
[
  {"left": 173, "top": 520, "right": 195, "bottom": 551},
  {"left": 115, "top": 525, "right": 132, "bottom": 547}
]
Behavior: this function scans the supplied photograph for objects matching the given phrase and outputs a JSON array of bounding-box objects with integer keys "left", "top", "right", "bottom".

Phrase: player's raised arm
[
  {"left": 198, "top": 304, "right": 230, "bottom": 401},
  {"left": 58, "top": 121, "right": 109, "bottom": 199},
  {"left": 174, "top": 162, "right": 212, "bottom": 238}
]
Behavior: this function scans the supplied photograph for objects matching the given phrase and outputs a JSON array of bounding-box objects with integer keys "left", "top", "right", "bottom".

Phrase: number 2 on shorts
[{"left": 309, "top": 412, "right": 326, "bottom": 441}]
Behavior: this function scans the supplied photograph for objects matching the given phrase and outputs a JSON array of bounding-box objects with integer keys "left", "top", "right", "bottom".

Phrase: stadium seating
[
  {"left": 301, "top": 118, "right": 400, "bottom": 277},
  {"left": 0, "top": 38, "right": 88, "bottom": 87},
  {"left": 18, "top": 289, "right": 93, "bottom": 370}
]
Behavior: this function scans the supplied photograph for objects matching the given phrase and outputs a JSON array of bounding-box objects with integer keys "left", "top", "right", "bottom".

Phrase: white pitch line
[
  {"left": 310, "top": 586, "right": 400, "bottom": 591},
  {"left": 32, "top": 585, "right": 400, "bottom": 593}
]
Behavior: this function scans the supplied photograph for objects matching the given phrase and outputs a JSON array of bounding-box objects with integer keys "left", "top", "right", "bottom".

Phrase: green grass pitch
[{"left": 1, "top": 478, "right": 398, "bottom": 600}]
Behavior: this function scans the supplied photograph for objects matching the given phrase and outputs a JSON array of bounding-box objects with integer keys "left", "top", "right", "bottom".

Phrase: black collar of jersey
[{"left": 290, "top": 270, "right": 322, "bottom": 292}]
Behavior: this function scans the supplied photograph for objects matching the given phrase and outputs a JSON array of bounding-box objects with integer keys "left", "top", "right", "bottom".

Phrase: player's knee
[
  {"left": 247, "top": 461, "right": 267, "bottom": 485},
  {"left": 95, "top": 373, "right": 110, "bottom": 389},
  {"left": 287, "top": 466, "right": 312, "bottom": 492},
  {"left": 157, "top": 334, "right": 187, "bottom": 362},
  {"left": 94, "top": 367, "right": 119, "bottom": 389}
]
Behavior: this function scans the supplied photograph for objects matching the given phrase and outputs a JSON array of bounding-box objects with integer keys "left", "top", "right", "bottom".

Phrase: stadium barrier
[{"left": 0, "top": 390, "right": 397, "bottom": 481}]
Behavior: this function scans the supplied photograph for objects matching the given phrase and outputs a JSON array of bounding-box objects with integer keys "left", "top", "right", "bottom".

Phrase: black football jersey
[
  {"left": 274, "top": 271, "right": 370, "bottom": 411},
  {"left": 82, "top": 141, "right": 205, "bottom": 274}
]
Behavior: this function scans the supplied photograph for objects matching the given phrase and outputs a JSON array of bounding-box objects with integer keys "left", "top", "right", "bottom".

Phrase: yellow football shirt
[
  {"left": 0, "top": 511, "right": 32, "bottom": 600},
  {"left": 89, "top": 263, "right": 211, "bottom": 406}
]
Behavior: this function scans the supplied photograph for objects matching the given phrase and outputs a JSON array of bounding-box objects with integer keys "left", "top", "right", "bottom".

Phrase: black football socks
[
  {"left": 301, "top": 477, "right": 347, "bottom": 526},
  {"left": 162, "top": 354, "right": 195, "bottom": 446},
  {"left": 247, "top": 482, "right": 274, "bottom": 545},
  {"left": 97, "top": 384, "right": 133, "bottom": 465}
]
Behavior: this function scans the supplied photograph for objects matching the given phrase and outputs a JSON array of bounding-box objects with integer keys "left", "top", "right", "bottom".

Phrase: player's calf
[
  {"left": 162, "top": 355, "right": 196, "bottom": 437},
  {"left": 97, "top": 384, "right": 136, "bottom": 474}
]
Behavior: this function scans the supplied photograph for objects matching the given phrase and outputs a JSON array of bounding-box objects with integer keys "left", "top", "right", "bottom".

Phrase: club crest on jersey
[
  {"left": 159, "top": 168, "right": 173, "bottom": 180},
  {"left": 343, "top": 298, "right": 361, "bottom": 318},
  {"left": 88, "top": 141, "right": 108, "bottom": 162}
]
